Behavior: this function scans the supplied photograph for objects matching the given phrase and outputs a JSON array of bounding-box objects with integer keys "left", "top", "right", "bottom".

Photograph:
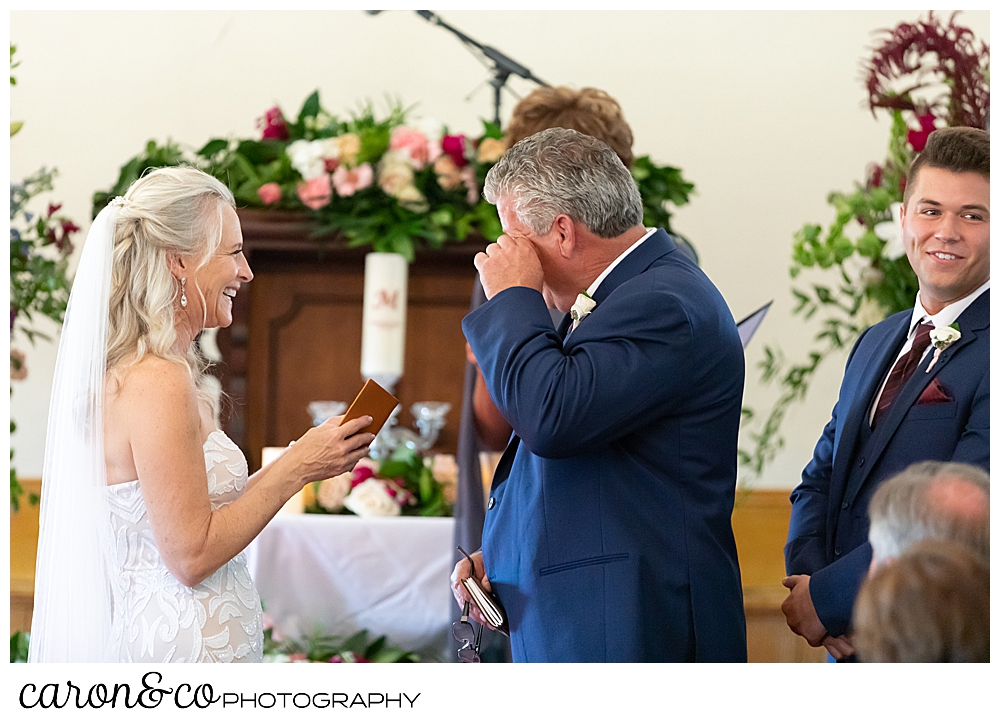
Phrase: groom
[
  {"left": 782, "top": 126, "right": 990, "bottom": 660},
  {"left": 451, "top": 128, "right": 746, "bottom": 662}
]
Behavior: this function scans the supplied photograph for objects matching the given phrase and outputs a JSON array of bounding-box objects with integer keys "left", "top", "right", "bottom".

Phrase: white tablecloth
[{"left": 246, "top": 514, "right": 456, "bottom": 662}]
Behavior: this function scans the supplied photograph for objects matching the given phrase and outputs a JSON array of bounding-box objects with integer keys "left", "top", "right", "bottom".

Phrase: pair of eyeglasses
[{"left": 453, "top": 600, "right": 483, "bottom": 662}]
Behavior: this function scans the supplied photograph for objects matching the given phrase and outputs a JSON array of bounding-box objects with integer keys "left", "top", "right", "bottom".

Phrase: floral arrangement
[
  {"left": 10, "top": 45, "right": 81, "bottom": 511},
  {"left": 262, "top": 616, "right": 419, "bottom": 663},
  {"left": 92, "top": 91, "right": 695, "bottom": 261},
  {"left": 739, "top": 12, "right": 989, "bottom": 480},
  {"left": 306, "top": 447, "right": 456, "bottom": 518}
]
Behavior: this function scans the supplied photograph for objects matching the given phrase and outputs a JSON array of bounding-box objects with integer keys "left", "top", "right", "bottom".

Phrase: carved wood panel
[{"left": 215, "top": 210, "right": 483, "bottom": 472}]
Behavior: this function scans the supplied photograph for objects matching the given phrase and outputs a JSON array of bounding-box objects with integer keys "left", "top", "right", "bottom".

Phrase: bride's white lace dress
[{"left": 107, "top": 430, "right": 263, "bottom": 662}]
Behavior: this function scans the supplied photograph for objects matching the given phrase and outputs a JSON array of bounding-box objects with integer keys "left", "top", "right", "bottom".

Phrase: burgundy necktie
[{"left": 872, "top": 321, "right": 934, "bottom": 429}]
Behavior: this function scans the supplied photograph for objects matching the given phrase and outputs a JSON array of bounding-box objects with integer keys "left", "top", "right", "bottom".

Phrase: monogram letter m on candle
[{"left": 360, "top": 252, "right": 408, "bottom": 392}]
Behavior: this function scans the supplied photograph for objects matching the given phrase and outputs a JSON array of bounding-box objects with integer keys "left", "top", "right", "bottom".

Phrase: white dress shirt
[{"left": 586, "top": 227, "right": 657, "bottom": 298}]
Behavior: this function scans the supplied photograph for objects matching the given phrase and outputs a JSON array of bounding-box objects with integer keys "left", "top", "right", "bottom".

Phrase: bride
[{"left": 29, "top": 167, "right": 374, "bottom": 662}]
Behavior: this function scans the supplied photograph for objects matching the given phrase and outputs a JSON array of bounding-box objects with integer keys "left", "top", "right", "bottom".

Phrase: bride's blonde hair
[{"left": 106, "top": 166, "right": 235, "bottom": 411}]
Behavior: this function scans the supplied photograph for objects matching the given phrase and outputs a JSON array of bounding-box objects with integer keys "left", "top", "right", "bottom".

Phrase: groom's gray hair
[{"left": 483, "top": 127, "right": 643, "bottom": 238}]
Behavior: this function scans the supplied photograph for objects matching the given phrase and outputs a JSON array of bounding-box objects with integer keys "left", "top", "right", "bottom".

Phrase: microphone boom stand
[{"left": 415, "top": 10, "right": 549, "bottom": 126}]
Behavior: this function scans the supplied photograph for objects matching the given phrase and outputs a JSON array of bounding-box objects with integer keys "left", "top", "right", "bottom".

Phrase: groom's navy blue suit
[
  {"left": 463, "top": 230, "right": 747, "bottom": 662},
  {"left": 786, "top": 291, "right": 990, "bottom": 637}
]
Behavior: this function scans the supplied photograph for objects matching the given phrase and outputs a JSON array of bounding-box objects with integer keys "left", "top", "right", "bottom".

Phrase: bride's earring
[{"left": 180, "top": 277, "right": 188, "bottom": 308}]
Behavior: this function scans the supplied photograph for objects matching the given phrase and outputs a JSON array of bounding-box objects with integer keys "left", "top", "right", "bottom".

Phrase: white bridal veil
[{"left": 28, "top": 202, "right": 120, "bottom": 662}]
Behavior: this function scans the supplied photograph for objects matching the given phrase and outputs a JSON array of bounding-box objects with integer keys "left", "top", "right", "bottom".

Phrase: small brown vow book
[{"left": 339, "top": 379, "right": 399, "bottom": 436}]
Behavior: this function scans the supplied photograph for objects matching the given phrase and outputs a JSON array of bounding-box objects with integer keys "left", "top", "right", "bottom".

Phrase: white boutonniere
[
  {"left": 570, "top": 291, "right": 596, "bottom": 331},
  {"left": 926, "top": 323, "right": 961, "bottom": 373}
]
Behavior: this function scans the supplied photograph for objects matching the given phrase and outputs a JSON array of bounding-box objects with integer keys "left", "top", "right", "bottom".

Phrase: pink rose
[
  {"left": 441, "top": 134, "right": 469, "bottom": 167},
  {"left": 389, "top": 126, "right": 440, "bottom": 169},
  {"left": 461, "top": 166, "right": 479, "bottom": 205},
  {"left": 352, "top": 464, "right": 376, "bottom": 487},
  {"left": 257, "top": 182, "right": 282, "bottom": 205},
  {"left": 296, "top": 175, "right": 332, "bottom": 210},
  {"left": 258, "top": 106, "right": 289, "bottom": 141},
  {"left": 332, "top": 162, "right": 373, "bottom": 197}
]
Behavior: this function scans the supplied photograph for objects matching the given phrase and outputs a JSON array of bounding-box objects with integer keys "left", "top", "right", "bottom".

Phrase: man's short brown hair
[
  {"left": 853, "top": 539, "right": 989, "bottom": 663},
  {"left": 904, "top": 126, "right": 990, "bottom": 205},
  {"left": 505, "top": 87, "right": 634, "bottom": 168}
]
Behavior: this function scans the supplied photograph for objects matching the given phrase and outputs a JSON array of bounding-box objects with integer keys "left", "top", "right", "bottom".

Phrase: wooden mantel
[{"left": 215, "top": 209, "right": 487, "bottom": 471}]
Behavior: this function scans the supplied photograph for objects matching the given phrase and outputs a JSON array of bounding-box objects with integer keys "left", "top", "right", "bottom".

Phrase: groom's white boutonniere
[
  {"left": 926, "top": 323, "right": 961, "bottom": 373},
  {"left": 570, "top": 291, "right": 596, "bottom": 331}
]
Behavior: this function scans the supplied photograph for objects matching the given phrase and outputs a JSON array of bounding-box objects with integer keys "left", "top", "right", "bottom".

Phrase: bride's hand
[{"left": 282, "top": 415, "right": 375, "bottom": 486}]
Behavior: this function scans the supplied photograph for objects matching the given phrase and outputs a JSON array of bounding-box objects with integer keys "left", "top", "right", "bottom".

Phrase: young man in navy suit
[
  {"left": 783, "top": 127, "right": 990, "bottom": 660},
  {"left": 451, "top": 128, "right": 746, "bottom": 662}
]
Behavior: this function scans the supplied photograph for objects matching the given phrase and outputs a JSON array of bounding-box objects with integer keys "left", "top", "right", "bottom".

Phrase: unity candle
[{"left": 360, "top": 252, "right": 408, "bottom": 391}]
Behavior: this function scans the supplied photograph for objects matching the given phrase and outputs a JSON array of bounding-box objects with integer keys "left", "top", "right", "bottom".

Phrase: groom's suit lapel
[
  {"left": 827, "top": 314, "right": 909, "bottom": 512},
  {"left": 839, "top": 290, "right": 990, "bottom": 509}
]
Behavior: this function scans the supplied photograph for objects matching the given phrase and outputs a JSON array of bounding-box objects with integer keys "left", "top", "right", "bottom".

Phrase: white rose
[
  {"left": 287, "top": 139, "right": 326, "bottom": 180},
  {"left": 343, "top": 478, "right": 401, "bottom": 518},
  {"left": 378, "top": 152, "right": 416, "bottom": 197},
  {"left": 855, "top": 296, "right": 889, "bottom": 330},
  {"left": 570, "top": 293, "right": 597, "bottom": 327},
  {"left": 930, "top": 325, "right": 961, "bottom": 349},
  {"left": 413, "top": 116, "right": 444, "bottom": 142},
  {"left": 317, "top": 137, "right": 340, "bottom": 162},
  {"left": 875, "top": 203, "right": 905, "bottom": 260},
  {"left": 316, "top": 472, "right": 352, "bottom": 512}
]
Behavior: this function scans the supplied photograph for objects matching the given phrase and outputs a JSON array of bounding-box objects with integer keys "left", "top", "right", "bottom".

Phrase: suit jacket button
[
  {"left": 488, "top": 497, "right": 496, "bottom": 510},
  {"left": 841, "top": 501, "right": 849, "bottom": 510},
  {"left": 859, "top": 457, "right": 865, "bottom": 467},
  {"left": 835, "top": 547, "right": 842, "bottom": 556}
]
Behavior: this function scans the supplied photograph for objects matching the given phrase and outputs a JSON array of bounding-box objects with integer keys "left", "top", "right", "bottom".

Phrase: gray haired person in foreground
[{"left": 867, "top": 460, "right": 989, "bottom": 572}]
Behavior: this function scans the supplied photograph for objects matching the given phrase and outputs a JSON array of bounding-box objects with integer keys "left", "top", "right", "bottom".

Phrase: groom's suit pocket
[{"left": 539, "top": 553, "right": 629, "bottom": 577}]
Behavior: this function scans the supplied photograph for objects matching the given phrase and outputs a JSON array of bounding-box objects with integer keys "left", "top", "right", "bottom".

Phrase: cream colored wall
[{"left": 9, "top": 9, "right": 989, "bottom": 487}]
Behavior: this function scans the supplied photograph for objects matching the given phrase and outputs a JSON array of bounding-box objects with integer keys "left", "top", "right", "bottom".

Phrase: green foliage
[
  {"left": 380, "top": 446, "right": 451, "bottom": 517},
  {"left": 10, "top": 420, "right": 22, "bottom": 512},
  {"left": 263, "top": 624, "right": 419, "bottom": 663},
  {"left": 10, "top": 631, "right": 30, "bottom": 663},
  {"left": 739, "top": 112, "right": 919, "bottom": 483},
  {"left": 92, "top": 139, "right": 187, "bottom": 217},
  {"left": 631, "top": 156, "right": 695, "bottom": 235},
  {"left": 10, "top": 163, "right": 80, "bottom": 510},
  {"left": 10, "top": 45, "right": 21, "bottom": 135},
  {"left": 10, "top": 172, "right": 76, "bottom": 344}
]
